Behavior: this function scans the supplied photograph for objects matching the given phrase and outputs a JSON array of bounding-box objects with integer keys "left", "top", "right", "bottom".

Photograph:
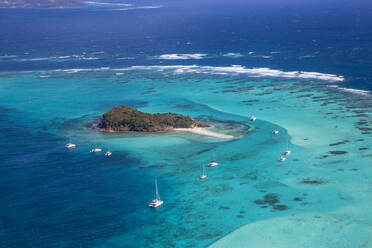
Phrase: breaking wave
[
  {"left": 223, "top": 53, "right": 243, "bottom": 58},
  {"left": 1, "top": 54, "right": 100, "bottom": 63},
  {"left": 116, "top": 5, "right": 163, "bottom": 11},
  {"left": 114, "top": 65, "right": 344, "bottom": 82},
  {"left": 85, "top": 1, "right": 132, "bottom": 7},
  {"left": 157, "top": 54, "right": 207, "bottom": 60},
  {"left": 327, "top": 85, "right": 370, "bottom": 96}
]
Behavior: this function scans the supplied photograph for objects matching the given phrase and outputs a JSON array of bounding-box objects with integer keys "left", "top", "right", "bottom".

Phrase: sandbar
[{"left": 174, "top": 127, "right": 234, "bottom": 139}]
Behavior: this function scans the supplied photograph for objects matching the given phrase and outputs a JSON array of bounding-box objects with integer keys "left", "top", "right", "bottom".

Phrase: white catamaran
[
  {"left": 200, "top": 165, "right": 207, "bottom": 179},
  {"left": 65, "top": 137, "right": 76, "bottom": 149},
  {"left": 91, "top": 148, "right": 102, "bottom": 153},
  {"left": 105, "top": 146, "right": 112, "bottom": 156},
  {"left": 65, "top": 143, "right": 76, "bottom": 149},
  {"left": 208, "top": 153, "right": 219, "bottom": 167},
  {"left": 279, "top": 155, "right": 286, "bottom": 162},
  {"left": 282, "top": 139, "right": 291, "bottom": 156},
  {"left": 149, "top": 179, "right": 163, "bottom": 208},
  {"left": 90, "top": 142, "right": 102, "bottom": 153}
]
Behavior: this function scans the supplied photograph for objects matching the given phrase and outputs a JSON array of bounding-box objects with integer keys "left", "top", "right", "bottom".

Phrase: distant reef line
[{"left": 0, "top": 0, "right": 86, "bottom": 8}]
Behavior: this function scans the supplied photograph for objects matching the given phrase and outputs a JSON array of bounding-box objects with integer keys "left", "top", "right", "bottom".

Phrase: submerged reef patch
[
  {"left": 254, "top": 193, "right": 289, "bottom": 211},
  {"left": 301, "top": 178, "right": 328, "bottom": 185},
  {"left": 329, "top": 140, "right": 349, "bottom": 146},
  {"left": 328, "top": 151, "right": 348, "bottom": 155},
  {"left": 317, "top": 155, "right": 329, "bottom": 159},
  {"left": 272, "top": 205, "right": 289, "bottom": 211}
]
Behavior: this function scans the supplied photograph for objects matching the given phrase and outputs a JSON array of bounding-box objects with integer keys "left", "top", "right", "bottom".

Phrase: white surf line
[
  {"left": 51, "top": 64, "right": 343, "bottom": 82},
  {"left": 85, "top": 1, "right": 133, "bottom": 7},
  {"left": 157, "top": 54, "right": 207, "bottom": 60},
  {"left": 116, "top": 6, "right": 163, "bottom": 11},
  {"left": 327, "top": 85, "right": 370, "bottom": 96},
  {"left": 223, "top": 52, "right": 244, "bottom": 58},
  {"left": 115, "top": 65, "right": 344, "bottom": 82}
]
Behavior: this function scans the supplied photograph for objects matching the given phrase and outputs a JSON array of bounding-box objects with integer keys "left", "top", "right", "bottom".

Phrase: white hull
[
  {"left": 65, "top": 143, "right": 76, "bottom": 149},
  {"left": 208, "top": 162, "right": 218, "bottom": 167},
  {"left": 279, "top": 157, "right": 286, "bottom": 162},
  {"left": 105, "top": 151, "right": 112, "bottom": 156},
  {"left": 149, "top": 199, "right": 163, "bottom": 208},
  {"left": 272, "top": 130, "right": 279, "bottom": 134},
  {"left": 250, "top": 116, "right": 256, "bottom": 121},
  {"left": 283, "top": 139, "right": 291, "bottom": 155},
  {"left": 282, "top": 150, "right": 291, "bottom": 155},
  {"left": 200, "top": 165, "right": 207, "bottom": 179},
  {"left": 91, "top": 148, "right": 102, "bottom": 153}
]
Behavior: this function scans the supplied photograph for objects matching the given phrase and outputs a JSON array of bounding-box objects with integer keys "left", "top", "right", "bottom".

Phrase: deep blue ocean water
[
  {"left": 1, "top": 1, "right": 372, "bottom": 247},
  {"left": 1, "top": 0, "right": 372, "bottom": 90}
]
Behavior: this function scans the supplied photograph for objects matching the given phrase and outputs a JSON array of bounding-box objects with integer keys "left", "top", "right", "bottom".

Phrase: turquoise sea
[{"left": 1, "top": 1, "right": 372, "bottom": 247}]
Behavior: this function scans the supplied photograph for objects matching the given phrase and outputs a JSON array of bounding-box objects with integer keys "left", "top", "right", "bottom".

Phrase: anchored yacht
[
  {"left": 65, "top": 143, "right": 76, "bottom": 149},
  {"left": 105, "top": 146, "right": 112, "bottom": 156},
  {"left": 65, "top": 138, "right": 76, "bottom": 149},
  {"left": 149, "top": 179, "right": 163, "bottom": 208},
  {"left": 208, "top": 153, "right": 219, "bottom": 167},
  {"left": 200, "top": 165, "right": 207, "bottom": 179},
  {"left": 282, "top": 139, "right": 291, "bottom": 155},
  {"left": 208, "top": 161, "right": 218, "bottom": 167},
  {"left": 91, "top": 148, "right": 102, "bottom": 153}
]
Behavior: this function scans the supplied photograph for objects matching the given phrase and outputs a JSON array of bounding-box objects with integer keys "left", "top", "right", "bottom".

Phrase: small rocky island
[{"left": 97, "top": 105, "right": 208, "bottom": 132}]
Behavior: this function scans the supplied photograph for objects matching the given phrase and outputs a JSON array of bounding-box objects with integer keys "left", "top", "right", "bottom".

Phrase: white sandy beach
[{"left": 174, "top": 127, "right": 234, "bottom": 139}]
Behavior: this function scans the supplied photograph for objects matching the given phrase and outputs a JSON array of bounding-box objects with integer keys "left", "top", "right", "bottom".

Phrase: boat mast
[{"left": 155, "top": 179, "right": 160, "bottom": 201}]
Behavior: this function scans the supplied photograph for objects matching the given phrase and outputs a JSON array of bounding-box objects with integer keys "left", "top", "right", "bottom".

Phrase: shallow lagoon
[{"left": 0, "top": 66, "right": 371, "bottom": 248}]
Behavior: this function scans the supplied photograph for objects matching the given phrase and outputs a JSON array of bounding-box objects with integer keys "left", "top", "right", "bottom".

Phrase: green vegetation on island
[
  {"left": 0, "top": 0, "right": 84, "bottom": 8},
  {"left": 97, "top": 105, "right": 209, "bottom": 132}
]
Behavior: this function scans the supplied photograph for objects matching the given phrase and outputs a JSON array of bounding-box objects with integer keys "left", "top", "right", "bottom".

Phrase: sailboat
[
  {"left": 282, "top": 139, "right": 291, "bottom": 155},
  {"left": 250, "top": 115, "right": 257, "bottom": 121},
  {"left": 105, "top": 146, "right": 112, "bottom": 156},
  {"left": 199, "top": 165, "right": 207, "bottom": 179},
  {"left": 272, "top": 130, "right": 279, "bottom": 134},
  {"left": 149, "top": 179, "right": 163, "bottom": 208},
  {"left": 90, "top": 145, "right": 102, "bottom": 153},
  {"left": 65, "top": 138, "right": 76, "bottom": 149},
  {"left": 208, "top": 153, "right": 219, "bottom": 167}
]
